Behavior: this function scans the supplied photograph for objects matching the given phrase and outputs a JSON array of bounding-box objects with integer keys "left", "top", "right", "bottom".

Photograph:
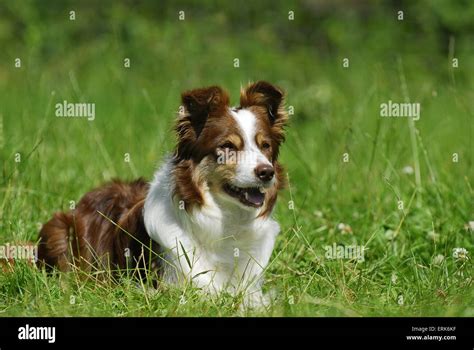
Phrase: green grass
[{"left": 0, "top": 2, "right": 473, "bottom": 316}]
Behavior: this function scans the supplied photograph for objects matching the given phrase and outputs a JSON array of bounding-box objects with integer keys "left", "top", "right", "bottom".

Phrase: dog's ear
[
  {"left": 181, "top": 86, "right": 229, "bottom": 123},
  {"left": 179, "top": 86, "right": 229, "bottom": 137},
  {"left": 240, "top": 81, "right": 286, "bottom": 124},
  {"left": 240, "top": 81, "right": 288, "bottom": 151},
  {"left": 178, "top": 86, "right": 229, "bottom": 138},
  {"left": 176, "top": 86, "right": 230, "bottom": 159}
]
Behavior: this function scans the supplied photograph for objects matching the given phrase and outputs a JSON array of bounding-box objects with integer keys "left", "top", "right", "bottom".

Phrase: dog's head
[{"left": 173, "top": 81, "right": 288, "bottom": 215}]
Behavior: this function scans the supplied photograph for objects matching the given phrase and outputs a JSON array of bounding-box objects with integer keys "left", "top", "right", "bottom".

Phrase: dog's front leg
[{"left": 163, "top": 244, "right": 226, "bottom": 294}]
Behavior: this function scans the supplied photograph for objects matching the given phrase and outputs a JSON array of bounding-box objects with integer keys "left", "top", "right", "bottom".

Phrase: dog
[{"left": 38, "top": 81, "right": 288, "bottom": 307}]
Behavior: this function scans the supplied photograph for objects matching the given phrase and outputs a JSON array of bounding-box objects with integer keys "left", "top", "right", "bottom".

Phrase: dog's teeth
[
  {"left": 259, "top": 187, "right": 265, "bottom": 194},
  {"left": 244, "top": 192, "right": 249, "bottom": 200}
]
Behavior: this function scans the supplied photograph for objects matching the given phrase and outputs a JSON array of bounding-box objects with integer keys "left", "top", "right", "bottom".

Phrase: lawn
[{"left": 0, "top": 1, "right": 472, "bottom": 316}]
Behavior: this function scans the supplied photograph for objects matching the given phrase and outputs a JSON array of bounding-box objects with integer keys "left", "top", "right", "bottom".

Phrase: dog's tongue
[{"left": 243, "top": 188, "right": 264, "bottom": 206}]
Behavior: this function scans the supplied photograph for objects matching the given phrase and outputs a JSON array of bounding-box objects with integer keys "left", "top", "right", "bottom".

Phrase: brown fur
[
  {"left": 172, "top": 159, "right": 205, "bottom": 210},
  {"left": 172, "top": 82, "right": 288, "bottom": 213},
  {"left": 38, "top": 81, "right": 288, "bottom": 272},
  {"left": 241, "top": 82, "right": 288, "bottom": 216},
  {"left": 240, "top": 81, "right": 288, "bottom": 160},
  {"left": 173, "top": 85, "right": 242, "bottom": 210},
  {"left": 37, "top": 178, "right": 159, "bottom": 274}
]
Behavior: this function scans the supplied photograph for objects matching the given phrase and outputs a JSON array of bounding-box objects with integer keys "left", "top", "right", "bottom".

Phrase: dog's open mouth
[{"left": 223, "top": 183, "right": 265, "bottom": 207}]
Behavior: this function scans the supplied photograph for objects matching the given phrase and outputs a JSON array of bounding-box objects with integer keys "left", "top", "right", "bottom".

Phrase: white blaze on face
[{"left": 229, "top": 108, "right": 273, "bottom": 187}]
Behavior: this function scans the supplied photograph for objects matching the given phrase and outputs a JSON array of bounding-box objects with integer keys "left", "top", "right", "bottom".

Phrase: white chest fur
[{"left": 143, "top": 158, "right": 280, "bottom": 301}]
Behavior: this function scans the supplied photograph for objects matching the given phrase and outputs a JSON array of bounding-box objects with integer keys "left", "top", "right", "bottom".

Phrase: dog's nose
[{"left": 255, "top": 164, "right": 274, "bottom": 182}]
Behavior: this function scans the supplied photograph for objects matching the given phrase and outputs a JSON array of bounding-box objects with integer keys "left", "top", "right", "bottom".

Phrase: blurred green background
[
  {"left": 0, "top": 0, "right": 472, "bottom": 195},
  {"left": 0, "top": 1, "right": 472, "bottom": 316}
]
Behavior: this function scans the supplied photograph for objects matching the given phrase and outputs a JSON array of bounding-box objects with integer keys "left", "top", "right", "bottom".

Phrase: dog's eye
[
  {"left": 262, "top": 142, "right": 271, "bottom": 150},
  {"left": 220, "top": 142, "right": 235, "bottom": 150}
]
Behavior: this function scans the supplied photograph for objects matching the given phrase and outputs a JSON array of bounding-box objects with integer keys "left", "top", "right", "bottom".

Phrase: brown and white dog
[{"left": 38, "top": 81, "right": 288, "bottom": 306}]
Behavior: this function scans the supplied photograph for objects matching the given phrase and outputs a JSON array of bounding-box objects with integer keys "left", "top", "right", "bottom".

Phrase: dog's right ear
[
  {"left": 181, "top": 86, "right": 229, "bottom": 122},
  {"left": 179, "top": 86, "right": 229, "bottom": 137},
  {"left": 176, "top": 86, "right": 229, "bottom": 159}
]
